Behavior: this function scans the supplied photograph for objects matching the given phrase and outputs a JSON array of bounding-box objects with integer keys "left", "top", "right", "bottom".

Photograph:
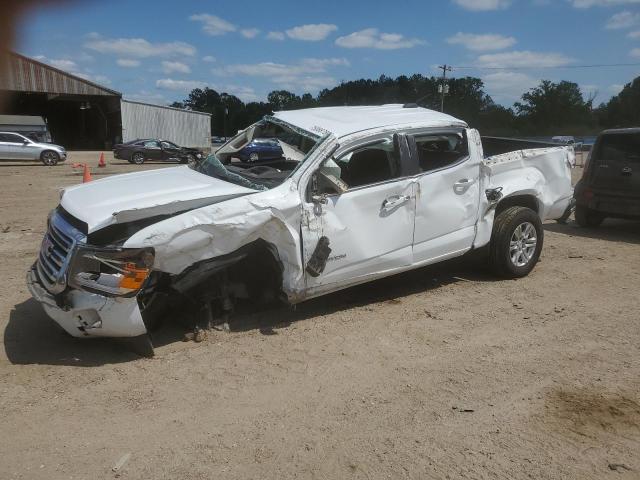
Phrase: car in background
[
  {"left": 574, "top": 128, "right": 640, "bottom": 226},
  {"left": 552, "top": 136, "right": 575, "bottom": 145},
  {"left": 0, "top": 131, "right": 66, "bottom": 165},
  {"left": 237, "top": 138, "right": 283, "bottom": 162},
  {"left": 113, "top": 139, "right": 204, "bottom": 165}
]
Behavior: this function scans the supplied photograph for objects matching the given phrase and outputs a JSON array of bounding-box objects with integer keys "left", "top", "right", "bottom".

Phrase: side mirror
[{"left": 311, "top": 194, "right": 328, "bottom": 205}]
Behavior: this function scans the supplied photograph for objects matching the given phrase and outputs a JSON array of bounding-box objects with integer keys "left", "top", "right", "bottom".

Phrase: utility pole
[{"left": 438, "top": 64, "right": 452, "bottom": 112}]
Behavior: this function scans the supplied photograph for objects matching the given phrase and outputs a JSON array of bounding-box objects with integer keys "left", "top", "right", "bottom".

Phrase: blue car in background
[{"left": 237, "top": 138, "right": 283, "bottom": 162}]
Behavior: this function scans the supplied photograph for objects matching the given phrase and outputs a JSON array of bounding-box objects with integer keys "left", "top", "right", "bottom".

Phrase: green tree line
[{"left": 170, "top": 73, "right": 640, "bottom": 137}]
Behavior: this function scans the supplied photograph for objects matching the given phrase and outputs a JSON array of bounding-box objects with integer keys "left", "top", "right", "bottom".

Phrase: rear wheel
[
  {"left": 489, "top": 206, "right": 543, "bottom": 278},
  {"left": 131, "top": 152, "right": 145, "bottom": 165},
  {"left": 40, "top": 150, "right": 59, "bottom": 166},
  {"left": 575, "top": 205, "right": 604, "bottom": 227}
]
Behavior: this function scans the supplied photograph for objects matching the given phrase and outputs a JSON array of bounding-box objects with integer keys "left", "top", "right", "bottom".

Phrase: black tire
[
  {"left": 131, "top": 152, "right": 145, "bottom": 165},
  {"left": 575, "top": 205, "right": 604, "bottom": 227},
  {"left": 489, "top": 206, "right": 544, "bottom": 278},
  {"left": 40, "top": 150, "right": 59, "bottom": 166}
]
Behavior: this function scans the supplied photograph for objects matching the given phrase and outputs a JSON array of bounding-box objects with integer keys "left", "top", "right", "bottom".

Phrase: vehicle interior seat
[
  {"left": 342, "top": 149, "right": 393, "bottom": 188},
  {"left": 417, "top": 139, "right": 466, "bottom": 171}
]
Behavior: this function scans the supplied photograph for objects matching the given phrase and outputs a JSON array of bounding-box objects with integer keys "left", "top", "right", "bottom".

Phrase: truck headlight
[{"left": 69, "top": 246, "right": 155, "bottom": 297}]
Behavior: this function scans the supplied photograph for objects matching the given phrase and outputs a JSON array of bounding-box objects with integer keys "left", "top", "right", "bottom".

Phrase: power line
[{"left": 451, "top": 62, "right": 640, "bottom": 71}]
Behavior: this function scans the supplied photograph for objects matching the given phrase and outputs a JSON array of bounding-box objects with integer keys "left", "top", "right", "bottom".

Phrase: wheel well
[
  {"left": 170, "top": 239, "right": 285, "bottom": 302},
  {"left": 40, "top": 149, "right": 58, "bottom": 157},
  {"left": 495, "top": 194, "right": 540, "bottom": 216}
]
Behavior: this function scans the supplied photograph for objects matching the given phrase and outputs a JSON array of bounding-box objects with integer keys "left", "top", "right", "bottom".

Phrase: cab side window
[
  {"left": 144, "top": 141, "right": 160, "bottom": 148},
  {"left": 317, "top": 138, "right": 401, "bottom": 194},
  {"left": 414, "top": 132, "right": 468, "bottom": 173}
]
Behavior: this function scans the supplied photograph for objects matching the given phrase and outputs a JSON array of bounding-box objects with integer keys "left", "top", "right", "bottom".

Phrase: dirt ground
[{"left": 1, "top": 152, "right": 639, "bottom": 480}]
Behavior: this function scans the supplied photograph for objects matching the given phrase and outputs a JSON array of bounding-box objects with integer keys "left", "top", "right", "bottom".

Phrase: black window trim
[{"left": 405, "top": 127, "right": 471, "bottom": 178}]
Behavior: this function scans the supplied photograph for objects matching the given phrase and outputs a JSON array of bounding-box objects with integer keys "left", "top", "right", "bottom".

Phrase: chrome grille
[{"left": 36, "top": 210, "right": 86, "bottom": 294}]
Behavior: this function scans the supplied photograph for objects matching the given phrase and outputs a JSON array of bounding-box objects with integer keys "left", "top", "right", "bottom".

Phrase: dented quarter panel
[{"left": 473, "top": 146, "right": 574, "bottom": 248}]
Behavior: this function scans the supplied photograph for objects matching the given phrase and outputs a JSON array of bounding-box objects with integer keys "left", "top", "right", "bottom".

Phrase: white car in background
[
  {"left": 0, "top": 131, "right": 66, "bottom": 165},
  {"left": 26, "top": 105, "right": 574, "bottom": 355}
]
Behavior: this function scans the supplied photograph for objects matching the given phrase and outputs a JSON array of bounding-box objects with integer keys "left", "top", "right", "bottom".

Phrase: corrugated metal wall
[
  {"left": 120, "top": 100, "right": 211, "bottom": 150},
  {"left": 1, "top": 53, "right": 120, "bottom": 97}
]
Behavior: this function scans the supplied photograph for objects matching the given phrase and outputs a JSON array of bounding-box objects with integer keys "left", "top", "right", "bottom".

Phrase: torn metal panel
[{"left": 473, "top": 147, "right": 574, "bottom": 248}]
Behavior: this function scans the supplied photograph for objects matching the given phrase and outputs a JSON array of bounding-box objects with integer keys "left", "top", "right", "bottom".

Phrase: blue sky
[{"left": 14, "top": 0, "right": 640, "bottom": 107}]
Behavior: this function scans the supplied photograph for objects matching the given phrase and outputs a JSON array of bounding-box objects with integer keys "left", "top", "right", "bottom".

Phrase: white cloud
[
  {"left": 214, "top": 58, "right": 349, "bottom": 93},
  {"left": 267, "top": 31, "right": 286, "bottom": 41},
  {"left": 93, "top": 74, "right": 111, "bottom": 85},
  {"left": 452, "top": 0, "right": 511, "bottom": 11},
  {"left": 628, "top": 30, "right": 640, "bottom": 38},
  {"left": 215, "top": 58, "right": 348, "bottom": 77},
  {"left": 222, "top": 84, "right": 259, "bottom": 102},
  {"left": 189, "top": 14, "right": 236, "bottom": 35},
  {"left": 117, "top": 58, "right": 140, "bottom": 68},
  {"left": 447, "top": 32, "right": 516, "bottom": 51},
  {"left": 608, "top": 83, "right": 625, "bottom": 94},
  {"left": 483, "top": 71, "right": 538, "bottom": 103},
  {"left": 240, "top": 28, "right": 260, "bottom": 39},
  {"left": 156, "top": 79, "right": 208, "bottom": 91},
  {"left": 476, "top": 50, "right": 574, "bottom": 67},
  {"left": 202, "top": 55, "right": 216, "bottom": 62},
  {"left": 335, "top": 28, "right": 425, "bottom": 50},
  {"left": 161, "top": 60, "right": 191, "bottom": 74},
  {"left": 274, "top": 75, "right": 337, "bottom": 92},
  {"left": 605, "top": 11, "right": 640, "bottom": 29},
  {"left": 125, "top": 90, "right": 168, "bottom": 104},
  {"left": 85, "top": 37, "right": 196, "bottom": 57},
  {"left": 631, "top": 47, "right": 640, "bottom": 57},
  {"left": 570, "top": 0, "right": 640, "bottom": 7},
  {"left": 285, "top": 23, "right": 338, "bottom": 41}
]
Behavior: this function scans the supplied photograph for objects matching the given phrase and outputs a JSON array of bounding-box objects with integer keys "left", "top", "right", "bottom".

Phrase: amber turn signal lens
[{"left": 118, "top": 263, "right": 150, "bottom": 290}]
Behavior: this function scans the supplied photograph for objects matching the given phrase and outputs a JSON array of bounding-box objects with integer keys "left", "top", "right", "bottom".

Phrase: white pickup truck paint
[{"left": 27, "top": 105, "right": 574, "bottom": 348}]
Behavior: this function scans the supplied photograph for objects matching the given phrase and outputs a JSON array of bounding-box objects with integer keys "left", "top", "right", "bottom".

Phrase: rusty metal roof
[{"left": 0, "top": 52, "right": 121, "bottom": 97}]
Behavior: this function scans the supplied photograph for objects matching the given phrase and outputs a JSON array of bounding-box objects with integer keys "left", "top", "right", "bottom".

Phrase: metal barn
[
  {"left": 1, "top": 52, "right": 212, "bottom": 150},
  {"left": 120, "top": 100, "right": 211, "bottom": 150}
]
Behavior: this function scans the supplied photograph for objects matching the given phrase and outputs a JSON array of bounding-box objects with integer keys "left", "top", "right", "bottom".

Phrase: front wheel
[
  {"left": 575, "top": 205, "right": 604, "bottom": 227},
  {"left": 489, "top": 206, "right": 543, "bottom": 278},
  {"left": 41, "top": 150, "right": 59, "bottom": 166},
  {"left": 131, "top": 152, "right": 145, "bottom": 165},
  {"left": 249, "top": 152, "right": 259, "bottom": 162}
]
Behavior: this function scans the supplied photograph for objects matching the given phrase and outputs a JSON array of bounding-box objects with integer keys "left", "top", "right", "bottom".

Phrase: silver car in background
[{"left": 0, "top": 131, "right": 67, "bottom": 165}]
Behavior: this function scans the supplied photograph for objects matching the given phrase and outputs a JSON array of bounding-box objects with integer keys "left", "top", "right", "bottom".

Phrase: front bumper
[{"left": 26, "top": 266, "right": 147, "bottom": 338}]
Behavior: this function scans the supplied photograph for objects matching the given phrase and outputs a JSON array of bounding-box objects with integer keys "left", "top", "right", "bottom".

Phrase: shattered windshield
[{"left": 190, "top": 117, "right": 322, "bottom": 190}]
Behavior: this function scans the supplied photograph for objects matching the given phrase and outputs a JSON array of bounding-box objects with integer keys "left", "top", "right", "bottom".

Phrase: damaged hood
[{"left": 61, "top": 166, "right": 256, "bottom": 232}]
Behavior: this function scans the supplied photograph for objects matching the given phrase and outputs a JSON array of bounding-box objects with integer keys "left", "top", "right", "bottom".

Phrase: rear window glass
[{"left": 595, "top": 133, "right": 640, "bottom": 163}]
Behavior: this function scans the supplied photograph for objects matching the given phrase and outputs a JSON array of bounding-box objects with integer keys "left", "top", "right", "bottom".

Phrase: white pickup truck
[{"left": 27, "top": 105, "right": 574, "bottom": 354}]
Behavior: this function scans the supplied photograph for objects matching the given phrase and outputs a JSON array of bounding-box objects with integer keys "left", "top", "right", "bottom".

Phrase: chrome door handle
[
  {"left": 382, "top": 195, "right": 410, "bottom": 209},
  {"left": 453, "top": 178, "right": 475, "bottom": 193}
]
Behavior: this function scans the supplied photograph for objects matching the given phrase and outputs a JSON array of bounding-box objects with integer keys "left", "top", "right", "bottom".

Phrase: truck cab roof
[{"left": 272, "top": 104, "right": 467, "bottom": 139}]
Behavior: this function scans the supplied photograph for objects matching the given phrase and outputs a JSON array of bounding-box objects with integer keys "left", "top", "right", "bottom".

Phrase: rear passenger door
[{"left": 408, "top": 129, "right": 481, "bottom": 264}]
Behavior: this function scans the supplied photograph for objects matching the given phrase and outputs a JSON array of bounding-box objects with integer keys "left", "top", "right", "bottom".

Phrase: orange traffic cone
[
  {"left": 98, "top": 152, "right": 106, "bottom": 168},
  {"left": 82, "top": 164, "right": 92, "bottom": 183}
]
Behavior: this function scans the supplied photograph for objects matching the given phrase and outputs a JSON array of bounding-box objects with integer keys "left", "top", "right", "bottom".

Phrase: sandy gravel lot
[{"left": 1, "top": 152, "right": 639, "bottom": 479}]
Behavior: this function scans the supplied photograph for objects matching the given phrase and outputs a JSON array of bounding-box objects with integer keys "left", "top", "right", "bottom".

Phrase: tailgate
[{"left": 591, "top": 132, "right": 640, "bottom": 194}]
